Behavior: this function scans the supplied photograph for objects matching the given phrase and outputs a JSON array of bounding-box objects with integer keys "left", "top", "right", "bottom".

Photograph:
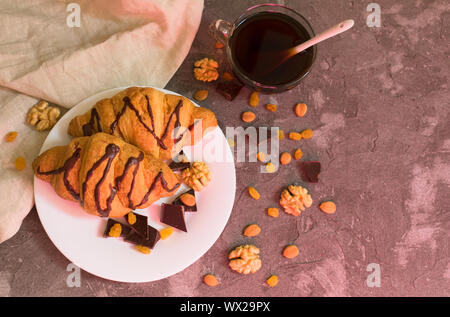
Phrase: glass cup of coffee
[{"left": 210, "top": 4, "right": 317, "bottom": 93}]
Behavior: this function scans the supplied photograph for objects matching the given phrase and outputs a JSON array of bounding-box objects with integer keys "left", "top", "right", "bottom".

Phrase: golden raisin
[
  {"left": 160, "top": 227, "right": 173, "bottom": 240},
  {"left": 127, "top": 212, "right": 137, "bottom": 225},
  {"left": 14, "top": 156, "right": 26, "bottom": 171},
  {"left": 289, "top": 132, "right": 302, "bottom": 141},
  {"left": 280, "top": 152, "right": 292, "bottom": 165},
  {"left": 295, "top": 103, "right": 308, "bottom": 117},
  {"left": 136, "top": 245, "right": 151, "bottom": 254},
  {"left": 301, "top": 129, "right": 313, "bottom": 139},
  {"left": 222, "top": 72, "right": 233, "bottom": 81},
  {"left": 294, "top": 148, "right": 303, "bottom": 160},
  {"left": 203, "top": 274, "right": 219, "bottom": 287},
  {"left": 266, "top": 275, "right": 279, "bottom": 287},
  {"left": 108, "top": 223, "right": 122, "bottom": 238},
  {"left": 256, "top": 152, "right": 267, "bottom": 162},
  {"left": 6, "top": 131, "right": 18, "bottom": 142},
  {"left": 249, "top": 91, "right": 259, "bottom": 107},
  {"left": 215, "top": 41, "right": 224, "bottom": 49},
  {"left": 266, "top": 104, "right": 277, "bottom": 112},
  {"left": 278, "top": 130, "right": 285, "bottom": 140},
  {"left": 248, "top": 186, "right": 260, "bottom": 200},
  {"left": 265, "top": 162, "right": 276, "bottom": 173},
  {"left": 319, "top": 201, "right": 337, "bottom": 214},
  {"left": 241, "top": 111, "right": 256, "bottom": 123},
  {"left": 194, "top": 89, "right": 209, "bottom": 101},
  {"left": 243, "top": 224, "right": 261, "bottom": 237},
  {"left": 267, "top": 207, "right": 279, "bottom": 218},
  {"left": 283, "top": 245, "right": 299, "bottom": 259}
]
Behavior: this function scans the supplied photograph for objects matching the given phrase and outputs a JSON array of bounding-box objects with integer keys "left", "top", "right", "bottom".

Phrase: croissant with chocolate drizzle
[
  {"left": 67, "top": 87, "right": 217, "bottom": 160},
  {"left": 32, "top": 133, "right": 181, "bottom": 218}
]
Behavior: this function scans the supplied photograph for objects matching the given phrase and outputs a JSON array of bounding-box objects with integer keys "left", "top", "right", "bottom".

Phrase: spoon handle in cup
[{"left": 289, "top": 19, "right": 355, "bottom": 56}]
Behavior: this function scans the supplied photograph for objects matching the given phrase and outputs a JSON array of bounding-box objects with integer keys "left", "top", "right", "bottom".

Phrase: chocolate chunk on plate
[
  {"left": 161, "top": 203, "right": 187, "bottom": 232},
  {"left": 125, "top": 212, "right": 148, "bottom": 239},
  {"left": 103, "top": 218, "right": 131, "bottom": 238},
  {"left": 172, "top": 189, "right": 197, "bottom": 212},
  {"left": 125, "top": 225, "right": 161, "bottom": 249},
  {"left": 169, "top": 161, "right": 191, "bottom": 172}
]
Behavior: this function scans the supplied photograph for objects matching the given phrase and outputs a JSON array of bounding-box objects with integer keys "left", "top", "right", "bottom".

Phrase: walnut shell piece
[
  {"left": 228, "top": 244, "right": 262, "bottom": 274},
  {"left": 279, "top": 184, "right": 313, "bottom": 216},
  {"left": 193, "top": 58, "right": 219, "bottom": 82},
  {"left": 181, "top": 161, "right": 211, "bottom": 191}
]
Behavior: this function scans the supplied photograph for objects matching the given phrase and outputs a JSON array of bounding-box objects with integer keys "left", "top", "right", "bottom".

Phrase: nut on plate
[
  {"left": 279, "top": 184, "right": 313, "bottom": 216},
  {"left": 180, "top": 193, "right": 196, "bottom": 207},
  {"left": 26, "top": 100, "right": 60, "bottom": 131},
  {"left": 228, "top": 244, "right": 262, "bottom": 274},
  {"left": 193, "top": 58, "right": 219, "bottom": 82},
  {"left": 182, "top": 161, "right": 211, "bottom": 191}
]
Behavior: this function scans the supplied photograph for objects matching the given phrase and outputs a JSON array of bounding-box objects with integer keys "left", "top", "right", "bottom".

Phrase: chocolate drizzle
[
  {"left": 107, "top": 96, "right": 186, "bottom": 151},
  {"left": 82, "top": 108, "right": 102, "bottom": 136},
  {"left": 114, "top": 152, "right": 144, "bottom": 209},
  {"left": 37, "top": 147, "right": 81, "bottom": 200},
  {"left": 135, "top": 171, "right": 180, "bottom": 209},
  {"left": 81, "top": 144, "right": 119, "bottom": 217}
]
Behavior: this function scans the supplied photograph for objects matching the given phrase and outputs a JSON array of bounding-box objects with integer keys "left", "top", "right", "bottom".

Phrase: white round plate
[{"left": 34, "top": 86, "right": 236, "bottom": 283}]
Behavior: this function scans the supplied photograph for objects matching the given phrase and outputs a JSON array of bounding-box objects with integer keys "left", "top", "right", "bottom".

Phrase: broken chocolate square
[
  {"left": 300, "top": 161, "right": 321, "bottom": 183},
  {"left": 124, "top": 212, "right": 148, "bottom": 239},
  {"left": 125, "top": 225, "right": 161, "bottom": 249},
  {"left": 161, "top": 203, "right": 187, "bottom": 232},
  {"left": 103, "top": 218, "right": 131, "bottom": 238},
  {"left": 172, "top": 189, "right": 197, "bottom": 212},
  {"left": 216, "top": 80, "right": 243, "bottom": 101}
]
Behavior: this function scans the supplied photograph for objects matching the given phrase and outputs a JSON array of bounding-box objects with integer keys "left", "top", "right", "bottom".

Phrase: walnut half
[
  {"left": 181, "top": 161, "right": 211, "bottom": 191},
  {"left": 26, "top": 100, "right": 60, "bottom": 131},
  {"left": 279, "top": 184, "right": 313, "bottom": 216},
  {"left": 193, "top": 58, "right": 219, "bottom": 82},
  {"left": 228, "top": 244, "right": 262, "bottom": 274}
]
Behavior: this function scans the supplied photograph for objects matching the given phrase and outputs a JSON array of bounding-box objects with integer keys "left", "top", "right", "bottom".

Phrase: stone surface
[{"left": 1, "top": 0, "right": 449, "bottom": 297}]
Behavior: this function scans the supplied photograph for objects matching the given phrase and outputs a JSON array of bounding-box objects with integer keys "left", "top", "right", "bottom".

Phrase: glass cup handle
[{"left": 209, "top": 19, "right": 233, "bottom": 45}]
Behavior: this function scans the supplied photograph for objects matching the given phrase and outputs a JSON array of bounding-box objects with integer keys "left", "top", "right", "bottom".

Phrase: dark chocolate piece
[
  {"left": 169, "top": 161, "right": 191, "bottom": 172},
  {"left": 216, "top": 80, "right": 243, "bottom": 101},
  {"left": 103, "top": 218, "right": 131, "bottom": 238},
  {"left": 300, "top": 161, "right": 321, "bottom": 183},
  {"left": 172, "top": 189, "right": 197, "bottom": 212},
  {"left": 125, "top": 225, "right": 161, "bottom": 249},
  {"left": 161, "top": 203, "right": 187, "bottom": 232},
  {"left": 125, "top": 212, "right": 148, "bottom": 239}
]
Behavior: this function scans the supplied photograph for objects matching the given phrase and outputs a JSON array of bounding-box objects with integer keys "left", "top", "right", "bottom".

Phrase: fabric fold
[{"left": 0, "top": 0, "right": 204, "bottom": 243}]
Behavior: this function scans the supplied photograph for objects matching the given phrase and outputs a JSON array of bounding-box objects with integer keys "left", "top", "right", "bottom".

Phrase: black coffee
[{"left": 230, "top": 12, "right": 315, "bottom": 86}]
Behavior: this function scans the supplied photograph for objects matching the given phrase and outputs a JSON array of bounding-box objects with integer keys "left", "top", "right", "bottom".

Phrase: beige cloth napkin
[{"left": 0, "top": 0, "right": 204, "bottom": 243}]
